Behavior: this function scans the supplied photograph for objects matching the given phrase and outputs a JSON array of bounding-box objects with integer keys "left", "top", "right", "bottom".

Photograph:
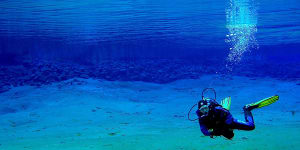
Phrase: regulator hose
[{"left": 187, "top": 103, "right": 198, "bottom": 121}]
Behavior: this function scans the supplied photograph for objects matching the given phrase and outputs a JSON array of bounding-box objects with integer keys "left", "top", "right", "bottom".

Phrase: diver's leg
[
  {"left": 244, "top": 106, "right": 254, "bottom": 124},
  {"left": 222, "top": 129, "right": 234, "bottom": 139},
  {"left": 230, "top": 107, "right": 255, "bottom": 130}
]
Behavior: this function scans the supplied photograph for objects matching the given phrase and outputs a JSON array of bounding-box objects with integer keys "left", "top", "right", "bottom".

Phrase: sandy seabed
[{"left": 0, "top": 75, "right": 299, "bottom": 150}]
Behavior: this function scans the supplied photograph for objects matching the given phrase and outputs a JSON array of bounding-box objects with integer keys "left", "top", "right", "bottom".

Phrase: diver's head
[{"left": 198, "top": 100, "right": 211, "bottom": 117}]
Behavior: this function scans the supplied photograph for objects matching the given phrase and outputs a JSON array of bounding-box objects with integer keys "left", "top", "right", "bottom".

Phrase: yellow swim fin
[
  {"left": 248, "top": 95, "right": 279, "bottom": 109},
  {"left": 221, "top": 96, "right": 231, "bottom": 110}
]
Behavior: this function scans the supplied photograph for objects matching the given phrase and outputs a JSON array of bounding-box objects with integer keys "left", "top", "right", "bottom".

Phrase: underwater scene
[{"left": 0, "top": 0, "right": 300, "bottom": 149}]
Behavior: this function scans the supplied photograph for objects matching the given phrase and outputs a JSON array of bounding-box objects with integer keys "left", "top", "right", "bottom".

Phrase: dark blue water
[
  {"left": 1, "top": 0, "right": 300, "bottom": 58},
  {"left": 0, "top": 0, "right": 300, "bottom": 90},
  {"left": 1, "top": 0, "right": 299, "bottom": 44}
]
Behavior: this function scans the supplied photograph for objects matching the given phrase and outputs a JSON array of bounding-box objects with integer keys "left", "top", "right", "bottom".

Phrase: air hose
[{"left": 187, "top": 103, "right": 198, "bottom": 121}]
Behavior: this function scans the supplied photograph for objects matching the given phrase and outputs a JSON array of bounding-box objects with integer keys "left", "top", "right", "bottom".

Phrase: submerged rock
[
  {"left": 0, "top": 59, "right": 299, "bottom": 93},
  {"left": 0, "top": 107, "right": 17, "bottom": 115},
  {"left": 0, "top": 86, "right": 11, "bottom": 93}
]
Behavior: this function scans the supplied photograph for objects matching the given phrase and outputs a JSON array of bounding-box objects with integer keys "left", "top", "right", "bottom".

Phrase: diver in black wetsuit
[
  {"left": 189, "top": 88, "right": 279, "bottom": 139},
  {"left": 196, "top": 99, "right": 255, "bottom": 139}
]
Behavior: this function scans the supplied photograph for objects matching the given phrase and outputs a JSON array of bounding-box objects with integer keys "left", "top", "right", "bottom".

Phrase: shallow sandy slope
[{"left": 0, "top": 75, "right": 299, "bottom": 150}]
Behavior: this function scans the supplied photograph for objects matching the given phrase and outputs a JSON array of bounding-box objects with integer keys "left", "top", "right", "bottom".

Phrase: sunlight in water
[{"left": 225, "top": 0, "right": 258, "bottom": 65}]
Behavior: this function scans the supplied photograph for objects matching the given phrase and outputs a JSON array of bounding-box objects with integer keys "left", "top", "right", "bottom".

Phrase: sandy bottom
[{"left": 0, "top": 75, "right": 299, "bottom": 150}]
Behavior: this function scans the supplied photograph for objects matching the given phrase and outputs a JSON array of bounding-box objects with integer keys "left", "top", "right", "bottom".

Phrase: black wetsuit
[{"left": 196, "top": 100, "right": 255, "bottom": 139}]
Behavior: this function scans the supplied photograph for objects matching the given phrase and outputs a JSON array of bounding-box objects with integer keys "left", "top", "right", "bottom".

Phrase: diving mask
[{"left": 199, "top": 105, "right": 209, "bottom": 116}]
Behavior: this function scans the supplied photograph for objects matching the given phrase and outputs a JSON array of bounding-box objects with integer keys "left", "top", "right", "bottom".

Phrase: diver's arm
[
  {"left": 199, "top": 120, "right": 212, "bottom": 136},
  {"left": 200, "top": 124, "right": 210, "bottom": 136},
  {"left": 196, "top": 110, "right": 214, "bottom": 137}
]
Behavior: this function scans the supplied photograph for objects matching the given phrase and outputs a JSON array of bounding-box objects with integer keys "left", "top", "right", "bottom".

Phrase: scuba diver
[{"left": 188, "top": 88, "right": 279, "bottom": 139}]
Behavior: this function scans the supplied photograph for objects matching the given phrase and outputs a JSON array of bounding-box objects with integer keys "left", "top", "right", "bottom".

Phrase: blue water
[
  {"left": 1, "top": 0, "right": 300, "bottom": 149},
  {"left": 0, "top": 0, "right": 299, "bottom": 88},
  {"left": 1, "top": 0, "right": 300, "bottom": 61}
]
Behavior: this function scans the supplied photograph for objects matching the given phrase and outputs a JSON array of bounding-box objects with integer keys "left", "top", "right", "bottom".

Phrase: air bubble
[{"left": 225, "top": 0, "right": 258, "bottom": 64}]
